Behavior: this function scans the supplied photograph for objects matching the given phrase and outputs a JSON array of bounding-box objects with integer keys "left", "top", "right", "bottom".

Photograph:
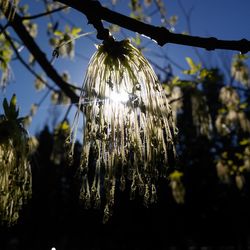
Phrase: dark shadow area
[{"left": 1, "top": 124, "right": 250, "bottom": 250}]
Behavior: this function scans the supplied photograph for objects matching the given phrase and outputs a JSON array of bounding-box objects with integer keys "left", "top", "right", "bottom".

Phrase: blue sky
[{"left": 1, "top": 0, "right": 250, "bottom": 135}]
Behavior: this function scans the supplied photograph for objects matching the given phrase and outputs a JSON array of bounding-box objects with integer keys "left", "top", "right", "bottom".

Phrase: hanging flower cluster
[
  {"left": 216, "top": 140, "right": 250, "bottom": 190},
  {"left": 190, "top": 90, "right": 212, "bottom": 137},
  {"left": 51, "top": 120, "right": 71, "bottom": 165},
  {"left": 69, "top": 39, "right": 177, "bottom": 222},
  {"left": 164, "top": 78, "right": 212, "bottom": 138},
  {"left": 216, "top": 86, "right": 250, "bottom": 135},
  {"left": 169, "top": 170, "right": 185, "bottom": 204},
  {"left": 0, "top": 95, "right": 32, "bottom": 225},
  {"left": 231, "top": 54, "right": 250, "bottom": 87}
]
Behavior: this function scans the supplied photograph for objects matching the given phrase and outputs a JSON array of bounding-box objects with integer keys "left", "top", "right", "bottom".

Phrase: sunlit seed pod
[
  {"left": 119, "top": 175, "right": 126, "bottom": 191},
  {"left": 79, "top": 189, "right": 85, "bottom": 201},
  {"left": 93, "top": 191, "right": 101, "bottom": 209},
  {"left": 13, "top": 212, "right": 18, "bottom": 221},
  {"left": 143, "top": 184, "right": 150, "bottom": 207},
  {"left": 83, "top": 190, "right": 91, "bottom": 209},
  {"left": 150, "top": 184, "right": 157, "bottom": 203},
  {"left": 108, "top": 184, "right": 115, "bottom": 206},
  {"left": 79, "top": 176, "right": 86, "bottom": 199},
  {"left": 91, "top": 184, "right": 97, "bottom": 197},
  {"left": 103, "top": 204, "right": 111, "bottom": 224},
  {"left": 130, "top": 184, "right": 136, "bottom": 200}
]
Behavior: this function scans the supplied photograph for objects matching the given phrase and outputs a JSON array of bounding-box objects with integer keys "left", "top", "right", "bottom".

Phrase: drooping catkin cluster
[
  {"left": 216, "top": 86, "right": 250, "bottom": 134},
  {"left": 190, "top": 90, "right": 212, "bottom": 137},
  {"left": 69, "top": 39, "right": 177, "bottom": 222},
  {"left": 0, "top": 97, "right": 32, "bottom": 225}
]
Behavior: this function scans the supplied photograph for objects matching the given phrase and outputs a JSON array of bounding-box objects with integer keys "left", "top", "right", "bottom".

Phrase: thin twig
[
  {"left": 2, "top": 25, "right": 55, "bottom": 91},
  {"left": 21, "top": 6, "right": 69, "bottom": 20},
  {"left": 0, "top": 22, "right": 10, "bottom": 35},
  {"left": 43, "top": 0, "right": 55, "bottom": 25},
  {"left": 62, "top": 104, "right": 72, "bottom": 121},
  {"left": 5, "top": 9, "right": 79, "bottom": 103},
  {"left": 169, "top": 95, "right": 184, "bottom": 104},
  {"left": 150, "top": 50, "right": 184, "bottom": 71},
  {"left": 37, "top": 88, "right": 51, "bottom": 106},
  {"left": 153, "top": 0, "right": 168, "bottom": 26},
  {"left": 177, "top": 0, "right": 205, "bottom": 65}
]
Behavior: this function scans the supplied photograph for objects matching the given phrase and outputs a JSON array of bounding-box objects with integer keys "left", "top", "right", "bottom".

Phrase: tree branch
[
  {"left": 0, "top": 22, "right": 10, "bottom": 35},
  {"left": 55, "top": 0, "right": 250, "bottom": 54},
  {"left": 21, "top": 6, "right": 69, "bottom": 20},
  {"left": 2, "top": 26, "right": 55, "bottom": 91},
  {"left": 4, "top": 8, "right": 79, "bottom": 103}
]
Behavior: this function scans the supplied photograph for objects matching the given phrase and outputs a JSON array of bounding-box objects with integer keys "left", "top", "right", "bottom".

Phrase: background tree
[{"left": 0, "top": 0, "right": 250, "bottom": 249}]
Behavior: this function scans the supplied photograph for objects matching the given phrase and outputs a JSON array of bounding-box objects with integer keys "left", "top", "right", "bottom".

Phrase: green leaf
[
  {"left": 239, "top": 102, "right": 248, "bottom": 109},
  {"left": 3, "top": 98, "right": 9, "bottom": 117},
  {"left": 2, "top": 94, "right": 19, "bottom": 120},
  {"left": 235, "top": 152, "right": 243, "bottom": 160},
  {"left": 171, "top": 76, "right": 180, "bottom": 85},
  {"left": 222, "top": 151, "right": 228, "bottom": 159},
  {"left": 10, "top": 94, "right": 17, "bottom": 107},
  {"left": 199, "top": 68, "right": 210, "bottom": 80},
  {"left": 169, "top": 170, "right": 183, "bottom": 180},
  {"left": 184, "top": 57, "right": 201, "bottom": 75},
  {"left": 54, "top": 30, "right": 63, "bottom": 36},
  {"left": 172, "top": 80, "right": 194, "bottom": 88},
  {"left": 131, "top": 34, "right": 141, "bottom": 46},
  {"left": 240, "top": 139, "right": 250, "bottom": 146},
  {"left": 71, "top": 27, "right": 82, "bottom": 36},
  {"left": 186, "top": 57, "right": 196, "bottom": 68},
  {"left": 9, "top": 94, "right": 19, "bottom": 119},
  {"left": 218, "top": 108, "right": 227, "bottom": 114}
]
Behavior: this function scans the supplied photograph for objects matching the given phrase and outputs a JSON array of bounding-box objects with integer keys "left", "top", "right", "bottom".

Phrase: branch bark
[
  {"left": 21, "top": 6, "right": 69, "bottom": 20},
  {"left": 56, "top": 0, "right": 250, "bottom": 54}
]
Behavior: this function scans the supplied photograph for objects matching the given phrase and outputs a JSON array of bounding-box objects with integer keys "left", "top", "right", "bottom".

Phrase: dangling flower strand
[
  {"left": 69, "top": 39, "right": 177, "bottom": 222},
  {"left": 0, "top": 95, "right": 32, "bottom": 225}
]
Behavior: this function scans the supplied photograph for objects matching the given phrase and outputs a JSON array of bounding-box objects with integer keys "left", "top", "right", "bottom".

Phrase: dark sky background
[{"left": 1, "top": 0, "right": 250, "bottom": 135}]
